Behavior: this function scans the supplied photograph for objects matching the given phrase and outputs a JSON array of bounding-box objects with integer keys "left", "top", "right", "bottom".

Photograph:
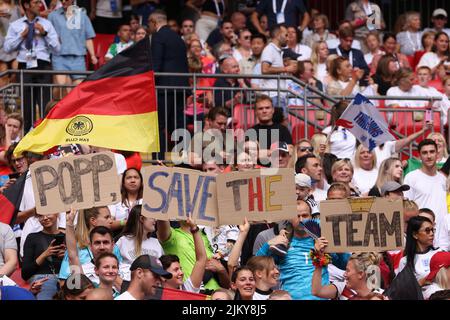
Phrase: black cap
[
  {"left": 130, "top": 255, "right": 172, "bottom": 279},
  {"left": 282, "top": 48, "right": 301, "bottom": 61}
]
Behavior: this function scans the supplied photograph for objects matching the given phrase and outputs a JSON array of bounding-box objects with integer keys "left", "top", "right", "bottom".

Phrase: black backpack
[{"left": 385, "top": 265, "right": 424, "bottom": 300}]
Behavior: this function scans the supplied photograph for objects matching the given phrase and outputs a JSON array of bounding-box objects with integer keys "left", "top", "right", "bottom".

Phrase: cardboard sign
[
  {"left": 30, "top": 152, "right": 120, "bottom": 214},
  {"left": 320, "top": 198, "right": 404, "bottom": 253},
  {"left": 142, "top": 166, "right": 219, "bottom": 227},
  {"left": 216, "top": 168, "right": 297, "bottom": 225}
]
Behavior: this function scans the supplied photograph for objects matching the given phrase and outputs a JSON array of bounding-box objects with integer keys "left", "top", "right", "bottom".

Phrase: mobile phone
[
  {"left": 8, "top": 172, "right": 20, "bottom": 179},
  {"left": 425, "top": 109, "right": 432, "bottom": 122},
  {"left": 53, "top": 234, "right": 65, "bottom": 246}
]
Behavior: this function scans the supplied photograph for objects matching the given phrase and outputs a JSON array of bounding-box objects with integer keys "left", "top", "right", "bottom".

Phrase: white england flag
[{"left": 336, "top": 93, "right": 395, "bottom": 151}]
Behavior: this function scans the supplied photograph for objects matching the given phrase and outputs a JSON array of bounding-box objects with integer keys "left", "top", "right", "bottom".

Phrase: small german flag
[{"left": 14, "top": 36, "right": 159, "bottom": 157}]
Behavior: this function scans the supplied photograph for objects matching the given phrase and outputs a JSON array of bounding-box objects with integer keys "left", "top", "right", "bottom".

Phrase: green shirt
[
  {"left": 403, "top": 158, "right": 445, "bottom": 177},
  {"left": 161, "top": 228, "right": 219, "bottom": 291}
]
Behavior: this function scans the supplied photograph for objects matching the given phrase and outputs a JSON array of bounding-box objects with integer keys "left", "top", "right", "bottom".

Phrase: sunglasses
[
  {"left": 298, "top": 147, "right": 313, "bottom": 152},
  {"left": 420, "top": 227, "right": 436, "bottom": 234}
]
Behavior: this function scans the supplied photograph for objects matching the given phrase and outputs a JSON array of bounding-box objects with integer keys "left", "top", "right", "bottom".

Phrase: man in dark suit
[{"left": 148, "top": 10, "right": 190, "bottom": 159}]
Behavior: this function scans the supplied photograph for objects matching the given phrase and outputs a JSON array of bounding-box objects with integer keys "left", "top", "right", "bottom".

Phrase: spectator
[
  {"left": 329, "top": 25, "right": 369, "bottom": 86},
  {"left": 352, "top": 144, "right": 378, "bottom": 195},
  {"left": 371, "top": 54, "right": 398, "bottom": 95},
  {"left": 104, "top": 24, "right": 133, "bottom": 62},
  {"left": 233, "top": 28, "right": 253, "bottom": 74},
  {"left": 159, "top": 217, "right": 207, "bottom": 293},
  {"left": 116, "top": 205, "right": 163, "bottom": 274},
  {"left": 115, "top": 254, "right": 172, "bottom": 300},
  {"left": 0, "top": 222, "right": 17, "bottom": 277},
  {"left": 286, "top": 26, "right": 311, "bottom": 61},
  {"left": 134, "top": 26, "right": 147, "bottom": 42},
  {"left": 424, "top": 9, "right": 450, "bottom": 38},
  {"left": 381, "top": 181, "right": 410, "bottom": 201},
  {"left": 248, "top": 95, "right": 292, "bottom": 161},
  {"left": 364, "top": 31, "right": 383, "bottom": 66},
  {"left": 268, "top": 289, "right": 292, "bottom": 300},
  {"left": 260, "top": 24, "right": 296, "bottom": 109},
  {"left": 310, "top": 133, "right": 330, "bottom": 159},
  {"left": 427, "top": 132, "right": 449, "bottom": 165},
  {"left": 331, "top": 159, "right": 361, "bottom": 197},
  {"left": 370, "top": 33, "right": 411, "bottom": 74},
  {"left": 404, "top": 139, "right": 450, "bottom": 251},
  {"left": 368, "top": 158, "right": 404, "bottom": 197},
  {"left": 251, "top": 0, "right": 310, "bottom": 34},
  {"left": 213, "top": 56, "right": 247, "bottom": 109},
  {"left": 108, "top": 168, "right": 143, "bottom": 232},
  {"left": 246, "top": 256, "right": 279, "bottom": 300},
  {"left": 54, "top": 273, "right": 94, "bottom": 300},
  {"left": 295, "top": 154, "right": 328, "bottom": 202},
  {"left": 421, "top": 31, "right": 437, "bottom": 54},
  {"left": 211, "top": 288, "right": 234, "bottom": 300},
  {"left": 230, "top": 266, "right": 256, "bottom": 300},
  {"left": 417, "top": 32, "right": 450, "bottom": 76},
  {"left": 249, "top": 33, "right": 267, "bottom": 89},
  {"left": 326, "top": 182, "right": 351, "bottom": 200},
  {"left": 326, "top": 20, "right": 362, "bottom": 51},
  {"left": 180, "top": 18, "right": 195, "bottom": 38},
  {"left": 4, "top": 0, "right": 60, "bottom": 133},
  {"left": 396, "top": 11, "right": 423, "bottom": 56},
  {"left": 4, "top": 112, "right": 22, "bottom": 143},
  {"left": 149, "top": 10, "right": 189, "bottom": 157},
  {"left": 303, "top": 14, "right": 336, "bottom": 49},
  {"left": 206, "top": 18, "right": 235, "bottom": 49},
  {"left": 310, "top": 41, "right": 330, "bottom": 86},
  {"left": 396, "top": 216, "right": 442, "bottom": 284},
  {"left": 93, "top": 252, "right": 120, "bottom": 298},
  {"left": 0, "top": 0, "right": 20, "bottom": 87},
  {"left": 422, "top": 252, "right": 450, "bottom": 299},
  {"left": 288, "top": 60, "right": 324, "bottom": 107},
  {"left": 48, "top": 0, "right": 96, "bottom": 93},
  {"left": 345, "top": 0, "right": 385, "bottom": 54},
  {"left": 385, "top": 69, "right": 428, "bottom": 108},
  {"left": 90, "top": 0, "right": 123, "bottom": 34},
  {"left": 194, "top": 0, "right": 224, "bottom": 42},
  {"left": 326, "top": 56, "right": 364, "bottom": 97},
  {"left": 322, "top": 100, "right": 357, "bottom": 159},
  {"left": 22, "top": 213, "right": 65, "bottom": 300},
  {"left": 312, "top": 243, "right": 385, "bottom": 300},
  {"left": 168, "top": 18, "right": 180, "bottom": 34},
  {"left": 269, "top": 141, "right": 292, "bottom": 169}
]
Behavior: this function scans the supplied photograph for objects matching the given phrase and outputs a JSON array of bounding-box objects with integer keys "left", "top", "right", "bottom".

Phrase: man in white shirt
[
  {"left": 115, "top": 254, "right": 172, "bottom": 300},
  {"left": 260, "top": 24, "right": 296, "bottom": 109},
  {"left": 404, "top": 139, "right": 450, "bottom": 251},
  {"left": 424, "top": 9, "right": 450, "bottom": 38}
]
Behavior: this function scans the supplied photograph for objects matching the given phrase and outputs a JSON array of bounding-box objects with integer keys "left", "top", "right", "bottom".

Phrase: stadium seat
[
  {"left": 406, "top": 55, "right": 417, "bottom": 71},
  {"left": 233, "top": 104, "right": 256, "bottom": 129},
  {"left": 288, "top": 107, "right": 330, "bottom": 144},
  {"left": 92, "top": 34, "right": 116, "bottom": 70}
]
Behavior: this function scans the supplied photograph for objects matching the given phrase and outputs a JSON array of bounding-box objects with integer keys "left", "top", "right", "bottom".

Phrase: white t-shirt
[
  {"left": 322, "top": 126, "right": 357, "bottom": 159},
  {"left": 291, "top": 44, "right": 312, "bottom": 61},
  {"left": 353, "top": 167, "right": 379, "bottom": 194},
  {"left": 115, "top": 291, "right": 137, "bottom": 300},
  {"left": 385, "top": 86, "right": 429, "bottom": 108},
  {"left": 116, "top": 235, "right": 164, "bottom": 269},
  {"left": 260, "top": 42, "right": 285, "bottom": 97},
  {"left": 396, "top": 248, "right": 442, "bottom": 281},
  {"left": 315, "top": 63, "right": 327, "bottom": 85},
  {"left": 182, "top": 276, "right": 201, "bottom": 293},
  {"left": 423, "top": 283, "right": 444, "bottom": 300},
  {"left": 374, "top": 140, "right": 397, "bottom": 169},
  {"left": 404, "top": 170, "right": 450, "bottom": 251},
  {"left": 108, "top": 199, "right": 143, "bottom": 222},
  {"left": 417, "top": 52, "right": 441, "bottom": 70}
]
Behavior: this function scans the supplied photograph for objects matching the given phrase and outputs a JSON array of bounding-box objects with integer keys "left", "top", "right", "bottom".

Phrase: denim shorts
[{"left": 52, "top": 55, "right": 87, "bottom": 80}]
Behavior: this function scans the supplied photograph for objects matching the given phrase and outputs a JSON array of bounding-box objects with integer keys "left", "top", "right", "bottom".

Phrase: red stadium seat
[
  {"left": 233, "top": 104, "right": 256, "bottom": 129},
  {"left": 288, "top": 107, "right": 330, "bottom": 144},
  {"left": 406, "top": 55, "right": 417, "bottom": 71},
  {"left": 413, "top": 50, "right": 426, "bottom": 70},
  {"left": 92, "top": 34, "right": 116, "bottom": 70}
]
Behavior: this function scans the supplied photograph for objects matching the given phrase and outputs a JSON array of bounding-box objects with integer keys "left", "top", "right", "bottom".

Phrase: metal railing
[{"left": 0, "top": 69, "right": 445, "bottom": 161}]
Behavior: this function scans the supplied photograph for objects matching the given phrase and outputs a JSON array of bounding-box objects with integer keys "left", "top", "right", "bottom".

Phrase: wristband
[
  {"left": 309, "top": 249, "right": 331, "bottom": 268},
  {"left": 190, "top": 226, "right": 200, "bottom": 234}
]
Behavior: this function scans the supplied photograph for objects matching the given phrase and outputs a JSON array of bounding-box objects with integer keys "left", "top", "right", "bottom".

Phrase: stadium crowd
[{"left": 1, "top": 0, "right": 450, "bottom": 301}]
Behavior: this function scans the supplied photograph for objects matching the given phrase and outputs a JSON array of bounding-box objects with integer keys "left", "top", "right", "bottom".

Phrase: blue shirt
[
  {"left": 256, "top": 0, "right": 307, "bottom": 28},
  {"left": 4, "top": 16, "right": 60, "bottom": 63},
  {"left": 48, "top": 8, "right": 96, "bottom": 56},
  {"left": 58, "top": 245, "right": 123, "bottom": 280},
  {"left": 257, "top": 237, "right": 349, "bottom": 300}
]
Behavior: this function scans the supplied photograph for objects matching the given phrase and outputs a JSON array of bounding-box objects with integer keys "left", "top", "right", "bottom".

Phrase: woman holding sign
[
  {"left": 108, "top": 168, "right": 143, "bottom": 233},
  {"left": 311, "top": 237, "right": 386, "bottom": 300}
]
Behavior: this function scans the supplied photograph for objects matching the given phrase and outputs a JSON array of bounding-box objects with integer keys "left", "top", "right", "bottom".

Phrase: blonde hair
[
  {"left": 435, "top": 267, "right": 450, "bottom": 289},
  {"left": 310, "top": 133, "right": 329, "bottom": 158},
  {"left": 403, "top": 199, "right": 419, "bottom": 212},
  {"left": 331, "top": 159, "right": 354, "bottom": 177},
  {"left": 75, "top": 208, "right": 101, "bottom": 248},
  {"left": 247, "top": 256, "right": 276, "bottom": 279},
  {"left": 427, "top": 132, "right": 448, "bottom": 158},
  {"left": 349, "top": 252, "right": 380, "bottom": 289},
  {"left": 374, "top": 158, "right": 403, "bottom": 191},
  {"left": 310, "top": 41, "right": 327, "bottom": 74},
  {"left": 354, "top": 144, "right": 377, "bottom": 170}
]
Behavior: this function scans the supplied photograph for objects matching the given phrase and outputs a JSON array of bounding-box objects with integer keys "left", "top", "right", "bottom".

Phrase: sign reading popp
[
  {"left": 216, "top": 168, "right": 297, "bottom": 225},
  {"left": 30, "top": 151, "right": 120, "bottom": 214},
  {"left": 320, "top": 198, "right": 404, "bottom": 253}
]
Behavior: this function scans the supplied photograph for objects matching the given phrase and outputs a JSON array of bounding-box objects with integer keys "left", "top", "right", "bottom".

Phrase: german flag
[
  {"left": 0, "top": 172, "right": 27, "bottom": 226},
  {"left": 14, "top": 36, "right": 159, "bottom": 157}
]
